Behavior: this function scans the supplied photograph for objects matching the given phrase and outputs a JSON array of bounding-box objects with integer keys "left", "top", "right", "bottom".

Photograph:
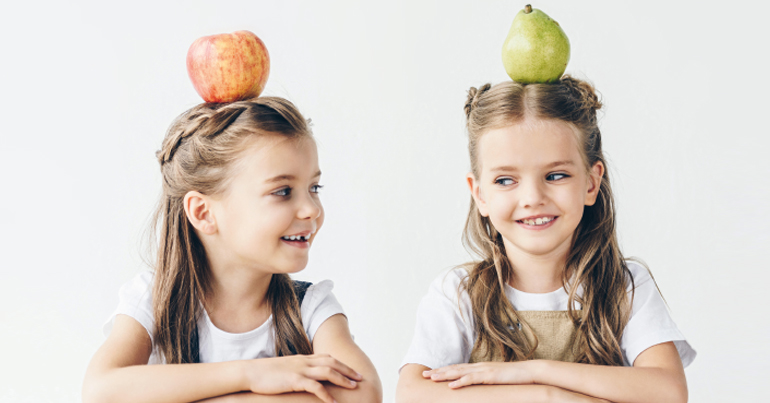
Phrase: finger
[
  {"left": 301, "top": 379, "right": 336, "bottom": 403},
  {"left": 313, "top": 357, "right": 363, "bottom": 381},
  {"left": 448, "top": 374, "right": 479, "bottom": 389},
  {"left": 430, "top": 367, "right": 470, "bottom": 381},
  {"left": 431, "top": 363, "right": 473, "bottom": 375},
  {"left": 306, "top": 366, "right": 358, "bottom": 389}
]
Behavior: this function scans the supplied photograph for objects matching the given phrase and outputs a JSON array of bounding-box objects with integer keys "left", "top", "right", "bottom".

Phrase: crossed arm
[
  {"left": 397, "top": 342, "right": 687, "bottom": 403},
  {"left": 82, "top": 314, "right": 381, "bottom": 403}
]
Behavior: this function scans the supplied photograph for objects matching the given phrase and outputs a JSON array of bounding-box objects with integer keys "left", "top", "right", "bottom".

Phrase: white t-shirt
[
  {"left": 104, "top": 271, "right": 345, "bottom": 364},
  {"left": 401, "top": 262, "right": 696, "bottom": 370}
]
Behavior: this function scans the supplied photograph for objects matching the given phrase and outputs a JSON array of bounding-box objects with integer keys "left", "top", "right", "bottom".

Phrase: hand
[
  {"left": 422, "top": 361, "right": 536, "bottom": 389},
  {"left": 244, "top": 354, "right": 363, "bottom": 403}
]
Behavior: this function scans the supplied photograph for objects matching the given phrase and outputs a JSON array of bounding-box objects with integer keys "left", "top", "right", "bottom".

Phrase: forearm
[
  {"left": 197, "top": 381, "right": 380, "bottom": 403},
  {"left": 397, "top": 365, "right": 602, "bottom": 403},
  {"left": 399, "top": 377, "right": 547, "bottom": 403},
  {"left": 84, "top": 360, "right": 246, "bottom": 403},
  {"left": 532, "top": 360, "right": 687, "bottom": 403}
]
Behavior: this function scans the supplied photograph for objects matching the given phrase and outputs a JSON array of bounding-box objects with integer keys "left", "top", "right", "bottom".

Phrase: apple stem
[{"left": 524, "top": 4, "right": 532, "bottom": 14}]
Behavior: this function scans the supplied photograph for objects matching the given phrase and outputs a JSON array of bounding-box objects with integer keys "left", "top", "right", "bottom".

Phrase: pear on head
[{"left": 502, "top": 4, "right": 570, "bottom": 84}]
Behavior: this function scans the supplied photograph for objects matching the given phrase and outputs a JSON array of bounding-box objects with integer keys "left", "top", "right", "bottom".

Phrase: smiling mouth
[
  {"left": 516, "top": 216, "right": 556, "bottom": 226},
  {"left": 280, "top": 234, "right": 311, "bottom": 242}
]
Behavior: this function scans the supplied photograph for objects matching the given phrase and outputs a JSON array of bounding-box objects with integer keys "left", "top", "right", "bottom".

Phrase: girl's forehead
[
  {"left": 234, "top": 135, "right": 319, "bottom": 179},
  {"left": 477, "top": 119, "right": 583, "bottom": 172}
]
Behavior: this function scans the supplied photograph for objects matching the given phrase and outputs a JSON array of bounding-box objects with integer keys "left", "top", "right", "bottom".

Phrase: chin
[{"left": 276, "top": 259, "right": 310, "bottom": 275}]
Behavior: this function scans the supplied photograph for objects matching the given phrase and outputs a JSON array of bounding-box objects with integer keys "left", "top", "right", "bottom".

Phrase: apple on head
[{"left": 187, "top": 30, "right": 270, "bottom": 103}]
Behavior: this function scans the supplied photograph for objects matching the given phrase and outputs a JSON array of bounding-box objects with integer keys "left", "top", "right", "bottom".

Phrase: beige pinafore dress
[{"left": 469, "top": 311, "right": 581, "bottom": 363}]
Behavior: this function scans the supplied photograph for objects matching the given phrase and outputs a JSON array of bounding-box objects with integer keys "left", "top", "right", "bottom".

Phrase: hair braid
[{"left": 151, "top": 97, "right": 314, "bottom": 364}]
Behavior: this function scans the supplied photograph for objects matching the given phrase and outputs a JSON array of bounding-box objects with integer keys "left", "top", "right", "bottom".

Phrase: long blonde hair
[
  {"left": 151, "top": 97, "right": 314, "bottom": 364},
  {"left": 462, "top": 76, "right": 633, "bottom": 365}
]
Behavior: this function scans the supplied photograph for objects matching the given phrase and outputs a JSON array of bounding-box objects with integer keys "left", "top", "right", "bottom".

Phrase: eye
[
  {"left": 272, "top": 187, "right": 292, "bottom": 197},
  {"left": 546, "top": 173, "right": 570, "bottom": 181},
  {"left": 495, "top": 177, "right": 516, "bottom": 186},
  {"left": 311, "top": 184, "right": 324, "bottom": 194}
]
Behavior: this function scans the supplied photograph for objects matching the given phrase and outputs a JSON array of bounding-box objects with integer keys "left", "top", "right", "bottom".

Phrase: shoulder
[
  {"left": 298, "top": 279, "right": 345, "bottom": 342},
  {"left": 417, "top": 266, "right": 474, "bottom": 323},
  {"left": 625, "top": 259, "right": 655, "bottom": 291},
  {"left": 427, "top": 267, "right": 470, "bottom": 301},
  {"left": 620, "top": 260, "right": 697, "bottom": 367},
  {"left": 104, "top": 271, "right": 156, "bottom": 341},
  {"left": 301, "top": 279, "right": 335, "bottom": 308},
  {"left": 119, "top": 270, "right": 155, "bottom": 297},
  {"left": 114, "top": 270, "right": 155, "bottom": 311}
]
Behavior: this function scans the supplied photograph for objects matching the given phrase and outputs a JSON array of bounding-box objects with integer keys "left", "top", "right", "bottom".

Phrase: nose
[
  {"left": 297, "top": 191, "right": 322, "bottom": 220},
  {"left": 519, "top": 180, "right": 546, "bottom": 208}
]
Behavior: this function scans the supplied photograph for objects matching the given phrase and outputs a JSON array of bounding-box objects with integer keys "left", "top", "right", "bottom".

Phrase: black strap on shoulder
[{"left": 292, "top": 280, "right": 313, "bottom": 306}]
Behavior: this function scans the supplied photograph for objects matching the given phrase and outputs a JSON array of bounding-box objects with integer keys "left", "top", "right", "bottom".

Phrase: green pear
[{"left": 502, "top": 4, "right": 570, "bottom": 83}]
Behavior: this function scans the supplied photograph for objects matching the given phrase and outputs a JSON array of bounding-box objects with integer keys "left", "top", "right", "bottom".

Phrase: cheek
[
  {"left": 244, "top": 204, "right": 293, "bottom": 238},
  {"left": 486, "top": 193, "right": 515, "bottom": 221},
  {"left": 555, "top": 186, "right": 587, "bottom": 214},
  {"left": 316, "top": 206, "right": 325, "bottom": 230}
]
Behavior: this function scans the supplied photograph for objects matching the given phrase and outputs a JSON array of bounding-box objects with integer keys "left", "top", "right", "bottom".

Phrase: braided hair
[{"left": 152, "top": 97, "right": 314, "bottom": 363}]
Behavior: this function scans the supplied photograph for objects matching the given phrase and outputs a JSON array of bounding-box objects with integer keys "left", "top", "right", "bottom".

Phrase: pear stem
[{"left": 524, "top": 4, "right": 532, "bottom": 14}]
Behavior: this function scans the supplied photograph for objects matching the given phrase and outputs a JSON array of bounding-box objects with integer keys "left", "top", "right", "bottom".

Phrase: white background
[{"left": 1, "top": 1, "right": 768, "bottom": 402}]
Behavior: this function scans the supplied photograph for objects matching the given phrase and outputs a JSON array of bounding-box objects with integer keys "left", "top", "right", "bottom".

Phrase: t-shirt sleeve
[
  {"left": 300, "top": 280, "right": 345, "bottom": 343},
  {"left": 622, "top": 262, "right": 696, "bottom": 367},
  {"left": 400, "top": 269, "right": 475, "bottom": 371},
  {"left": 102, "top": 271, "right": 155, "bottom": 342}
]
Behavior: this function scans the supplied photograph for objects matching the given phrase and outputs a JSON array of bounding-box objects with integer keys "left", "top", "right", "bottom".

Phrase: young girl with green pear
[{"left": 396, "top": 76, "right": 695, "bottom": 403}]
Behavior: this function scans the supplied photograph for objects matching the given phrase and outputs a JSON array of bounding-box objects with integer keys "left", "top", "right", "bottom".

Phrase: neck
[
  {"left": 201, "top": 237, "right": 274, "bottom": 333},
  {"left": 503, "top": 239, "right": 571, "bottom": 293}
]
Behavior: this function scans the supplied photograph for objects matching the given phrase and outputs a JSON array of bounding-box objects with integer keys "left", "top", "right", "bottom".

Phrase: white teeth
[
  {"left": 283, "top": 235, "right": 310, "bottom": 241},
  {"left": 522, "top": 217, "right": 553, "bottom": 226}
]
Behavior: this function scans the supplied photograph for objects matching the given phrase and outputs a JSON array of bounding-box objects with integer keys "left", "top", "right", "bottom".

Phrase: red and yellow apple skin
[{"left": 186, "top": 30, "right": 270, "bottom": 103}]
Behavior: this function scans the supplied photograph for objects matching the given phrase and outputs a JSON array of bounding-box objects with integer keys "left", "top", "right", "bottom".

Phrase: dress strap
[{"left": 292, "top": 280, "right": 313, "bottom": 306}]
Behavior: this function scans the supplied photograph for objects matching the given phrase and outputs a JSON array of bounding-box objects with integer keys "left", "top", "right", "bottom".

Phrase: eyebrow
[
  {"left": 489, "top": 160, "right": 576, "bottom": 172},
  {"left": 264, "top": 170, "right": 322, "bottom": 184}
]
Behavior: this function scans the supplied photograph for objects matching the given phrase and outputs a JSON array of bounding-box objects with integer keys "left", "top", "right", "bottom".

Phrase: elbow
[
  {"left": 335, "top": 378, "right": 382, "bottom": 403},
  {"left": 660, "top": 376, "right": 688, "bottom": 403},
  {"left": 82, "top": 373, "right": 123, "bottom": 403},
  {"left": 395, "top": 376, "right": 422, "bottom": 403},
  {"left": 670, "top": 381, "right": 688, "bottom": 403},
  {"left": 361, "top": 384, "right": 383, "bottom": 403},
  {"left": 81, "top": 378, "right": 107, "bottom": 403},
  {"left": 362, "top": 376, "right": 384, "bottom": 403},
  {"left": 341, "top": 383, "right": 382, "bottom": 403}
]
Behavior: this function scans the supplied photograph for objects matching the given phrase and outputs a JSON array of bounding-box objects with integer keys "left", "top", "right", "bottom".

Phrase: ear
[
  {"left": 183, "top": 191, "right": 217, "bottom": 235},
  {"left": 466, "top": 172, "right": 489, "bottom": 217},
  {"left": 584, "top": 161, "right": 605, "bottom": 206}
]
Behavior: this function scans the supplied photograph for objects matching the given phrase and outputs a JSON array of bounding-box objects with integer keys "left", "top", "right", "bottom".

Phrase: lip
[
  {"left": 280, "top": 230, "right": 315, "bottom": 249},
  {"left": 516, "top": 215, "right": 558, "bottom": 230}
]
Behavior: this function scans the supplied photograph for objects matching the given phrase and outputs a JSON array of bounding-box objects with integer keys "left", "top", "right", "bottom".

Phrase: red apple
[{"left": 186, "top": 30, "right": 270, "bottom": 103}]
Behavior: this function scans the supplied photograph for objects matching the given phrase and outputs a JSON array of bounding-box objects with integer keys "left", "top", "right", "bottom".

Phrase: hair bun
[
  {"left": 560, "top": 75, "right": 602, "bottom": 112},
  {"left": 465, "top": 83, "right": 492, "bottom": 119}
]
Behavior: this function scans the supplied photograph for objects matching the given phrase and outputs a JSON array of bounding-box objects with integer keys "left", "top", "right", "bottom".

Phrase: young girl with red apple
[
  {"left": 83, "top": 97, "right": 381, "bottom": 403},
  {"left": 397, "top": 77, "right": 695, "bottom": 403}
]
